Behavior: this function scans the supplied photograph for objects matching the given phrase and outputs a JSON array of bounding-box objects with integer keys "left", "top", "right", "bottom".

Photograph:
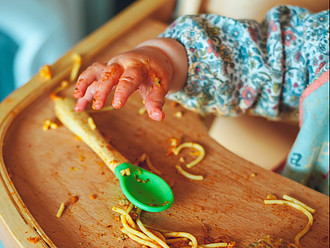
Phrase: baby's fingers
[
  {"left": 92, "top": 63, "right": 123, "bottom": 110},
  {"left": 144, "top": 87, "right": 167, "bottom": 121},
  {"left": 73, "top": 62, "right": 107, "bottom": 98},
  {"left": 112, "top": 64, "right": 147, "bottom": 108},
  {"left": 75, "top": 81, "right": 98, "bottom": 111}
]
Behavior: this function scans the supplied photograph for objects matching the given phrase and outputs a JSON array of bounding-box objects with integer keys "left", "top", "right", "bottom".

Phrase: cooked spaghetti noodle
[
  {"left": 264, "top": 195, "right": 315, "bottom": 246},
  {"left": 112, "top": 202, "right": 230, "bottom": 248}
]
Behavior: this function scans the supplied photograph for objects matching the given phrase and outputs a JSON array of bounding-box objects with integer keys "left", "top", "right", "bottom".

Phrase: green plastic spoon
[{"left": 54, "top": 97, "right": 173, "bottom": 212}]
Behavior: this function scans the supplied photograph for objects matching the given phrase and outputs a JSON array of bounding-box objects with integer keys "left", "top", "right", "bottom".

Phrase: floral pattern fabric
[{"left": 160, "top": 6, "right": 329, "bottom": 120}]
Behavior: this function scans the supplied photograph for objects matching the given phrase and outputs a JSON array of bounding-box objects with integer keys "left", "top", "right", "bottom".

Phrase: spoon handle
[{"left": 54, "top": 96, "right": 127, "bottom": 172}]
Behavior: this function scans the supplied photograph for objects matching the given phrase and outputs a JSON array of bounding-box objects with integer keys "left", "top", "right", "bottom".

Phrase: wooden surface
[{"left": 0, "top": 1, "right": 329, "bottom": 247}]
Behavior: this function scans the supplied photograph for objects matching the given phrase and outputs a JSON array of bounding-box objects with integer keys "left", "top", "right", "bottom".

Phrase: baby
[{"left": 74, "top": 6, "right": 329, "bottom": 194}]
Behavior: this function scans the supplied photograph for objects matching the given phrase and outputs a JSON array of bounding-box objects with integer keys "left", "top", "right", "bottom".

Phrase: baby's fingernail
[
  {"left": 149, "top": 109, "right": 164, "bottom": 121},
  {"left": 112, "top": 98, "right": 122, "bottom": 108},
  {"left": 75, "top": 106, "right": 82, "bottom": 112}
]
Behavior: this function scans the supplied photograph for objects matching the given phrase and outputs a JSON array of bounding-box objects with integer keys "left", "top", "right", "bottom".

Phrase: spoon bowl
[{"left": 114, "top": 163, "right": 173, "bottom": 212}]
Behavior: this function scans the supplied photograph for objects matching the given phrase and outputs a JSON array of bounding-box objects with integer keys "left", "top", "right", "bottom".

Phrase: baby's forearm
[{"left": 137, "top": 38, "right": 188, "bottom": 94}]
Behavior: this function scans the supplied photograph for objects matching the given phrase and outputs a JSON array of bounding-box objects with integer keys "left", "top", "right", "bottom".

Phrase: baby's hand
[{"left": 73, "top": 46, "right": 173, "bottom": 121}]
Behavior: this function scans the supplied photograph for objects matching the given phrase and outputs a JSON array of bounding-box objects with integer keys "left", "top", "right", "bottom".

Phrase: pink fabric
[{"left": 299, "top": 69, "right": 329, "bottom": 127}]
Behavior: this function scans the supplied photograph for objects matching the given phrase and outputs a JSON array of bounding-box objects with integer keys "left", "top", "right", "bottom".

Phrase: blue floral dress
[{"left": 160, "top": 6, "right": 329, "bottom": 194}]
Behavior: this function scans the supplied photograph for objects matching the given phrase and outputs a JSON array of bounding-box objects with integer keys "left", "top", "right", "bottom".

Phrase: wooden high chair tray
[{"left": 0, "top": 1, "right": 328, "bottom": 247}]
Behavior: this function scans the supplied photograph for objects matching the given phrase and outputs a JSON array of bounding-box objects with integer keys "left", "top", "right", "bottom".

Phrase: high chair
[{"left": 0, "top": 1, "right": 329, "bottom": 247}]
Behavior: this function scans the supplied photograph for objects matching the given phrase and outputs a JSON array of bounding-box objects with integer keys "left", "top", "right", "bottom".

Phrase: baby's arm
[
  {"left": 161, "top": 6, "right": 329, "bottom": 121},
  {"left": 73, "top": 38, "right": 188, "bottom": 121}
]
